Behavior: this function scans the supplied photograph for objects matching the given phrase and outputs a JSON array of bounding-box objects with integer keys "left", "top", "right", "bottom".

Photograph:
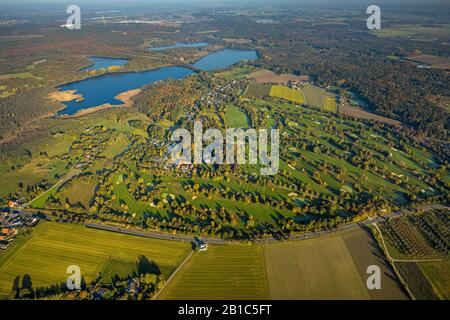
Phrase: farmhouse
[{"left": 193, "top": 237, "right": 208, "bottom": 251}]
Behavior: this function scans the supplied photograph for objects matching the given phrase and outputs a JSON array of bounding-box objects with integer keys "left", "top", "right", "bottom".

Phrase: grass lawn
[
  {"left": 0, "top": 221, "right": 191, "bottom": 296},
  {"left": 269, "top": 85, "right": 305, "bottom": 104},
  {"left": 103, "top": 134, "right": 129, "bottom": 159},
  {"left": 158, "top": 245, "right": 269, "bottom": 299},
  {"left": 225, "top": 104, "right": 249, "bottom": 128}
]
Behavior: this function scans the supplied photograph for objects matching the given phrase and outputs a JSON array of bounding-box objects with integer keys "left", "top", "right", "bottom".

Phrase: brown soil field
[
  {"left": 249, "top": 69, "right": 309, "bottom": 84},
  {"left": 339, "top": 101, "right": 402, "bottom": 127},
  {"left": 407, "top": 54, "right": 450, "bottom": 69}
]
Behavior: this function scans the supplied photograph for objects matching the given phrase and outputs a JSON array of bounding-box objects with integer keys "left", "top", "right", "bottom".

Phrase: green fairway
[
  {"left": 224, "top": 104, "right": 249, "bottom": 128},
  {"left": 270, "top": 85, "right": 305, "bottom": 104},
  {"left": 0, "top": 222, "right": 191, "bottom": 296},
  {"left": 158, "top": 245, "right": 269, "bottom": 299}
]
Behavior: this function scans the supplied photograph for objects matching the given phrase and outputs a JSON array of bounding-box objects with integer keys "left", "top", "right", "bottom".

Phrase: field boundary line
[
  {"left": 373, "top": 223, "right": 415, "bottom": 300},
  {"left": 152, "top": 249, "right": 194, "bottom": 300}
]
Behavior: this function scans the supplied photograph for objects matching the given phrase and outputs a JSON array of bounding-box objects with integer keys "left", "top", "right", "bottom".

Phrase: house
[
  {"left": 193, "top": 237, "right": 208, "bottom": 251},
  {"left": 0, "top": 240, "right": 8, "bottom": 250}
]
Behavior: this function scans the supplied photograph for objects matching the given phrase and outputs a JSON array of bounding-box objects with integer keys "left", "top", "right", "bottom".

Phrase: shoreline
[{"left": 53, "top": 88, "right": 142, "bottom": 118}]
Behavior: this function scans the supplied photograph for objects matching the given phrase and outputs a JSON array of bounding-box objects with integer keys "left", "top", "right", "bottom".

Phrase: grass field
[
  {"left": 301, "top": 83, "right": 326, "bottom": 108},
  {"left": 264, "top": 228, "right": 407, "bottom": 299},
  {"left": 322, "top": 96, "right": 337, "bottom": 112},
  {"left": 158, "top": 227, "right": 407, "bottom": 300},
  {"left": 0, "top": 222, "right": 191, "bottom": 296},
  {"left": 419, "top": 260, "right": 450, "bottom": 300},
  {"left": 395, "top": 262, "right": 439, "bottom": 300},
  {"left": 373, "top": 24, "right": 450, "bottom": 38},
  {"left": 66, "top": 179, "right": 97, "bottom": 208},
  {"left": 103, "top": 134, "right": 129, "bottom": 159},
  {"left": 113, "top": 173, "right": 154, "bottom": 216},
  {"left": 158, "top": 245, "right": 269, "bottom": 299},
  {"left": 270, "top": 85, "right": 305, "bottom": 104},
  {"left": 225, "top": 104, "right": 250, "bottom": 128},
  {"left": 0, "top": 72, "right": 42, "bottom": 81},
  {"left": 264, "top": 233, "right": 369, "bottom": 299},
  {"left": 245, "top": 83, "right": 271, "bottom": 98}
]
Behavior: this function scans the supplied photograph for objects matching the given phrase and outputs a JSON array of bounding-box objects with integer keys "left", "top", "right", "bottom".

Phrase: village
[{"left": 0, "top": 208, "right": 39, "bottom": 250}]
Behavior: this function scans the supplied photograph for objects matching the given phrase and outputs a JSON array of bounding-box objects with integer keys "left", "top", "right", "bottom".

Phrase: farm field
[
  {"left": 419, "top": 260, "right": 450, "bottom": 300},
  {"left": 63, "top": 177, "right": 98, "bottom": 208},
  {"left": 339, "top": 103, "right": 402, "bottom": 127},
  {"left": 244, "top": 83, "right": 271, "bottom": 99},
  {"left": 0, "top": 221, "right": 191, "bottom": 297},
  {"left": 301, "top": 83, "right": 328, "bottom": 108},
  {"left": 248, "top": 69, "right": 309, "bottom": 84},
  {"left": 378, "top": 209, "right": 449, "bottom": 300},
  {"left": 269, "top": 85, "right": 305, "bottom": 104},
  {"left": 406, "top": 54, "right": 450, "bottom": 69},
  {"left": 322, "top": 95, "right": 337, "bottom": 112},
  {"left": 373, "top": 23, "right": 450, "bottom": 38},
  {"left": 158, "top": 245, "right": 269, "bottom": 299},
  {"left": 264, "top": 228, "right": 406, "bottom": 299},
  {"left": 395, "top": 262, "right": 439, "bottom": 300},
  {"left": 224, "top": 104, "right": 249, "bottom": 128},
  {"left": 379, "top": 209, "right": 450, "bottom": 260}
]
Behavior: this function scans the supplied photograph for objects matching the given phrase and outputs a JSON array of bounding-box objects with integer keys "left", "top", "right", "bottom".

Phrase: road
[{"left": 84, "top": 204, "right": 448, "bottom": 245}]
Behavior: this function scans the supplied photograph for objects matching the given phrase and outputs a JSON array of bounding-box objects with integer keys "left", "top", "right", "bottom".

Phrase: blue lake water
[
  {"left": 148, "top": 42, "right": 209, "bottom": 51},
  {"left": 81, "top": 56, "right": 130, "bottom": 72},
  {"left": 193, "top": 48, "right": 258, "bottom": 71},
  {"left": 58, "top": 49, "right": 258, "bottom": 115},
  {"left": 58, "top": 67, "right": 194, "bottom": 115}
]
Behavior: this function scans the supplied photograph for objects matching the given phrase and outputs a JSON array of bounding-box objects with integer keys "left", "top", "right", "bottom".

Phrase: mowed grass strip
[
  {"left": 269, "top": 85, "right": 305, "bottom": 104},
  {"left": 0, "top": 222, "right": 191, "bottom": 294},
  {"left": 264, "top": 234, "right": 370, "bottom": 299},
  {"left": 158, "top": 245, "right": 269, "bottom": 299}
]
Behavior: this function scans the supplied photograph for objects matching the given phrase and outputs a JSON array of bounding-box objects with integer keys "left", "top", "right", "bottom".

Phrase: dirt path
[{"left": 152, "top": 250, "right": 194, "bottom": 300}]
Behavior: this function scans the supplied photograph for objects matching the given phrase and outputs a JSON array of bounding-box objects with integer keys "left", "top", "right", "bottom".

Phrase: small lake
[
  {"left": 81, "top": 56, "right": 130, "bottom": 72},
  {"left": 58, "top": 49, "right": 258, "bottom": 115},
  {"left": 148, "top": 42, "right": 209, "bottom": 51},
  {"left": 193, "top": 49, "right": 258, "bottom": 71}
]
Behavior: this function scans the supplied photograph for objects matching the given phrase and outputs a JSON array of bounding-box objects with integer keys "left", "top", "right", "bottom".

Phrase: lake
[
  {"left": 58, "top": 49, "right": 258, "bottom": 115},
  {"left": 193, "top": 49, "right": 258, "bottom": 71},
  {"left": 58, "top": 67, "right": 194, "bottom": 115},
  {"left": 81, "top": 56, "right": 130, "bottom": 72},
  {"left": 148, "top": 42, "right": 209, "bottom": 51}
]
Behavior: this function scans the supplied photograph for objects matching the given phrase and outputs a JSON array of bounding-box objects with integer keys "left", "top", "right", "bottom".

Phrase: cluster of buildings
[{"left": 0, "top": 210, "right": 38, "bottom": 250}]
